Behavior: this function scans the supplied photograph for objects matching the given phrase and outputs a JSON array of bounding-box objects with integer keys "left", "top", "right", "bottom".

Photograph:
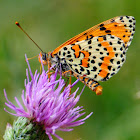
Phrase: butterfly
[{"left": 16, "top": 16, "right": 136, "bottom": 95}]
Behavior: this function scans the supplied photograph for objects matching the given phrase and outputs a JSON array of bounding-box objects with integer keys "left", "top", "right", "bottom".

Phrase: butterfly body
[{"left": 39, "top": 16, "right": 136, "bottom": 95}]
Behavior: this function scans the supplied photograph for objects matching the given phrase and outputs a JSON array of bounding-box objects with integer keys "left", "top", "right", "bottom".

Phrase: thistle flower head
[{"left": 4, "top": 55, "right": 92, "bottom": 140}]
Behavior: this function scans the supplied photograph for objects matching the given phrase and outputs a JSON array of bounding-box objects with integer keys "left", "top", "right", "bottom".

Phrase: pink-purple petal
[
  {"left": 14, "top": 97, "right": 24, "bottom": 110},
  {"left": 4, "top": 56, "right": 93, "bottom": 140}
]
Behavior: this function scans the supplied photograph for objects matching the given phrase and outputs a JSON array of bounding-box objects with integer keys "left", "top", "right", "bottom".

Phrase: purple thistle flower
[{"left": 4, "top": 55, "right": 93, "bottom": 140}]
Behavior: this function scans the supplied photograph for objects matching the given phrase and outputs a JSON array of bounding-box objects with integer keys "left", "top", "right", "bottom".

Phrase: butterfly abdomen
[{"left": 73, "top": 73, "right": 102, "bottom": 95}]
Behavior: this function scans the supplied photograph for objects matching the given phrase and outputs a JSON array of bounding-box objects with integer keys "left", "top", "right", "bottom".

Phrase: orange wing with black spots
[
  {"left": 50, "top": 16, "right": 135, "bottom": 94},
  {"left": 52, "top": 16, "right": 135, "bottom": 55},
  {"left": 58, "top": 35, "right": 126, "bottom": 81},
  {"left": 16, "top": 16, "right": 135, "bottom": 95},
  {"left": 57, "top": 16, "right": 135, "bottom": 82}
]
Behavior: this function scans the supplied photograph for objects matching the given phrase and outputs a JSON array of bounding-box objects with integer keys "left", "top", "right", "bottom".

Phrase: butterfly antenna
[{"left": 15, "top": 21, "right": 44, "bottom": 52}]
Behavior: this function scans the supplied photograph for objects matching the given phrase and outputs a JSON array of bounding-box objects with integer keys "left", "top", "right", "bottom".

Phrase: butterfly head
[{"left": 38, "top": 52, "right": 49, "bottom": 65}]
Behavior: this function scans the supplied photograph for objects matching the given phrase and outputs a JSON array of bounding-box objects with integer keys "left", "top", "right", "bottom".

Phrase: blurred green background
[{"left": 0, "top": 0, "right": 139, "bottom": 139}]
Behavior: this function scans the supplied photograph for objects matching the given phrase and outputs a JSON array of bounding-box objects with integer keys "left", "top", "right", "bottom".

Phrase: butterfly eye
[
  {"left": 42, "top": 52, "right": 47, "bottom": 60},
  {"left": 38, "top": 52, "right": 48, "bottom": 65}
]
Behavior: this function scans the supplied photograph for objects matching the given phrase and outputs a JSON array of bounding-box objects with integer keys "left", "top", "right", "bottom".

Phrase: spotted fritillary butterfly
[{"left": 17, "top": 16, "right": 136, "bottom": 95}]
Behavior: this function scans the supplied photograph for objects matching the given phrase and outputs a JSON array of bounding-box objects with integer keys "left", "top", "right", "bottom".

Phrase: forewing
[
  {"left": 56, "top": 16, "right": 135, "bottom": 81},
  {"left": 53, "top": 16, "right": 135, "bottom": 55}
]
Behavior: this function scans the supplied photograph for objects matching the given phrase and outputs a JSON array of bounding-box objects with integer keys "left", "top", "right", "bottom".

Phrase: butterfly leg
[
  {"left": 62, "top": 70, "right": 72, "bottom": 94},
  {"left": 47, "top": 57, "right": 51, "bottom": 81},
  {"left": 62, "top": 70, "right": 71, "bottom": 76},
  {"left": 27, "top": 55, "right": 39, "bottom": 61},
  {"left": 69, "top": 71, "right": 72, "bottom": 94},
  {"left": 48, "top": 71, "right": 55, "bottom": 75},
  {"left": 73, "top": 74, "right": 102, "bottom": 95},
  {"left": 40, "top": 65, "right": 42, "bottom": 73},
  {"left": 62, "top": 76, "right": 70, "bottom": 92}
]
